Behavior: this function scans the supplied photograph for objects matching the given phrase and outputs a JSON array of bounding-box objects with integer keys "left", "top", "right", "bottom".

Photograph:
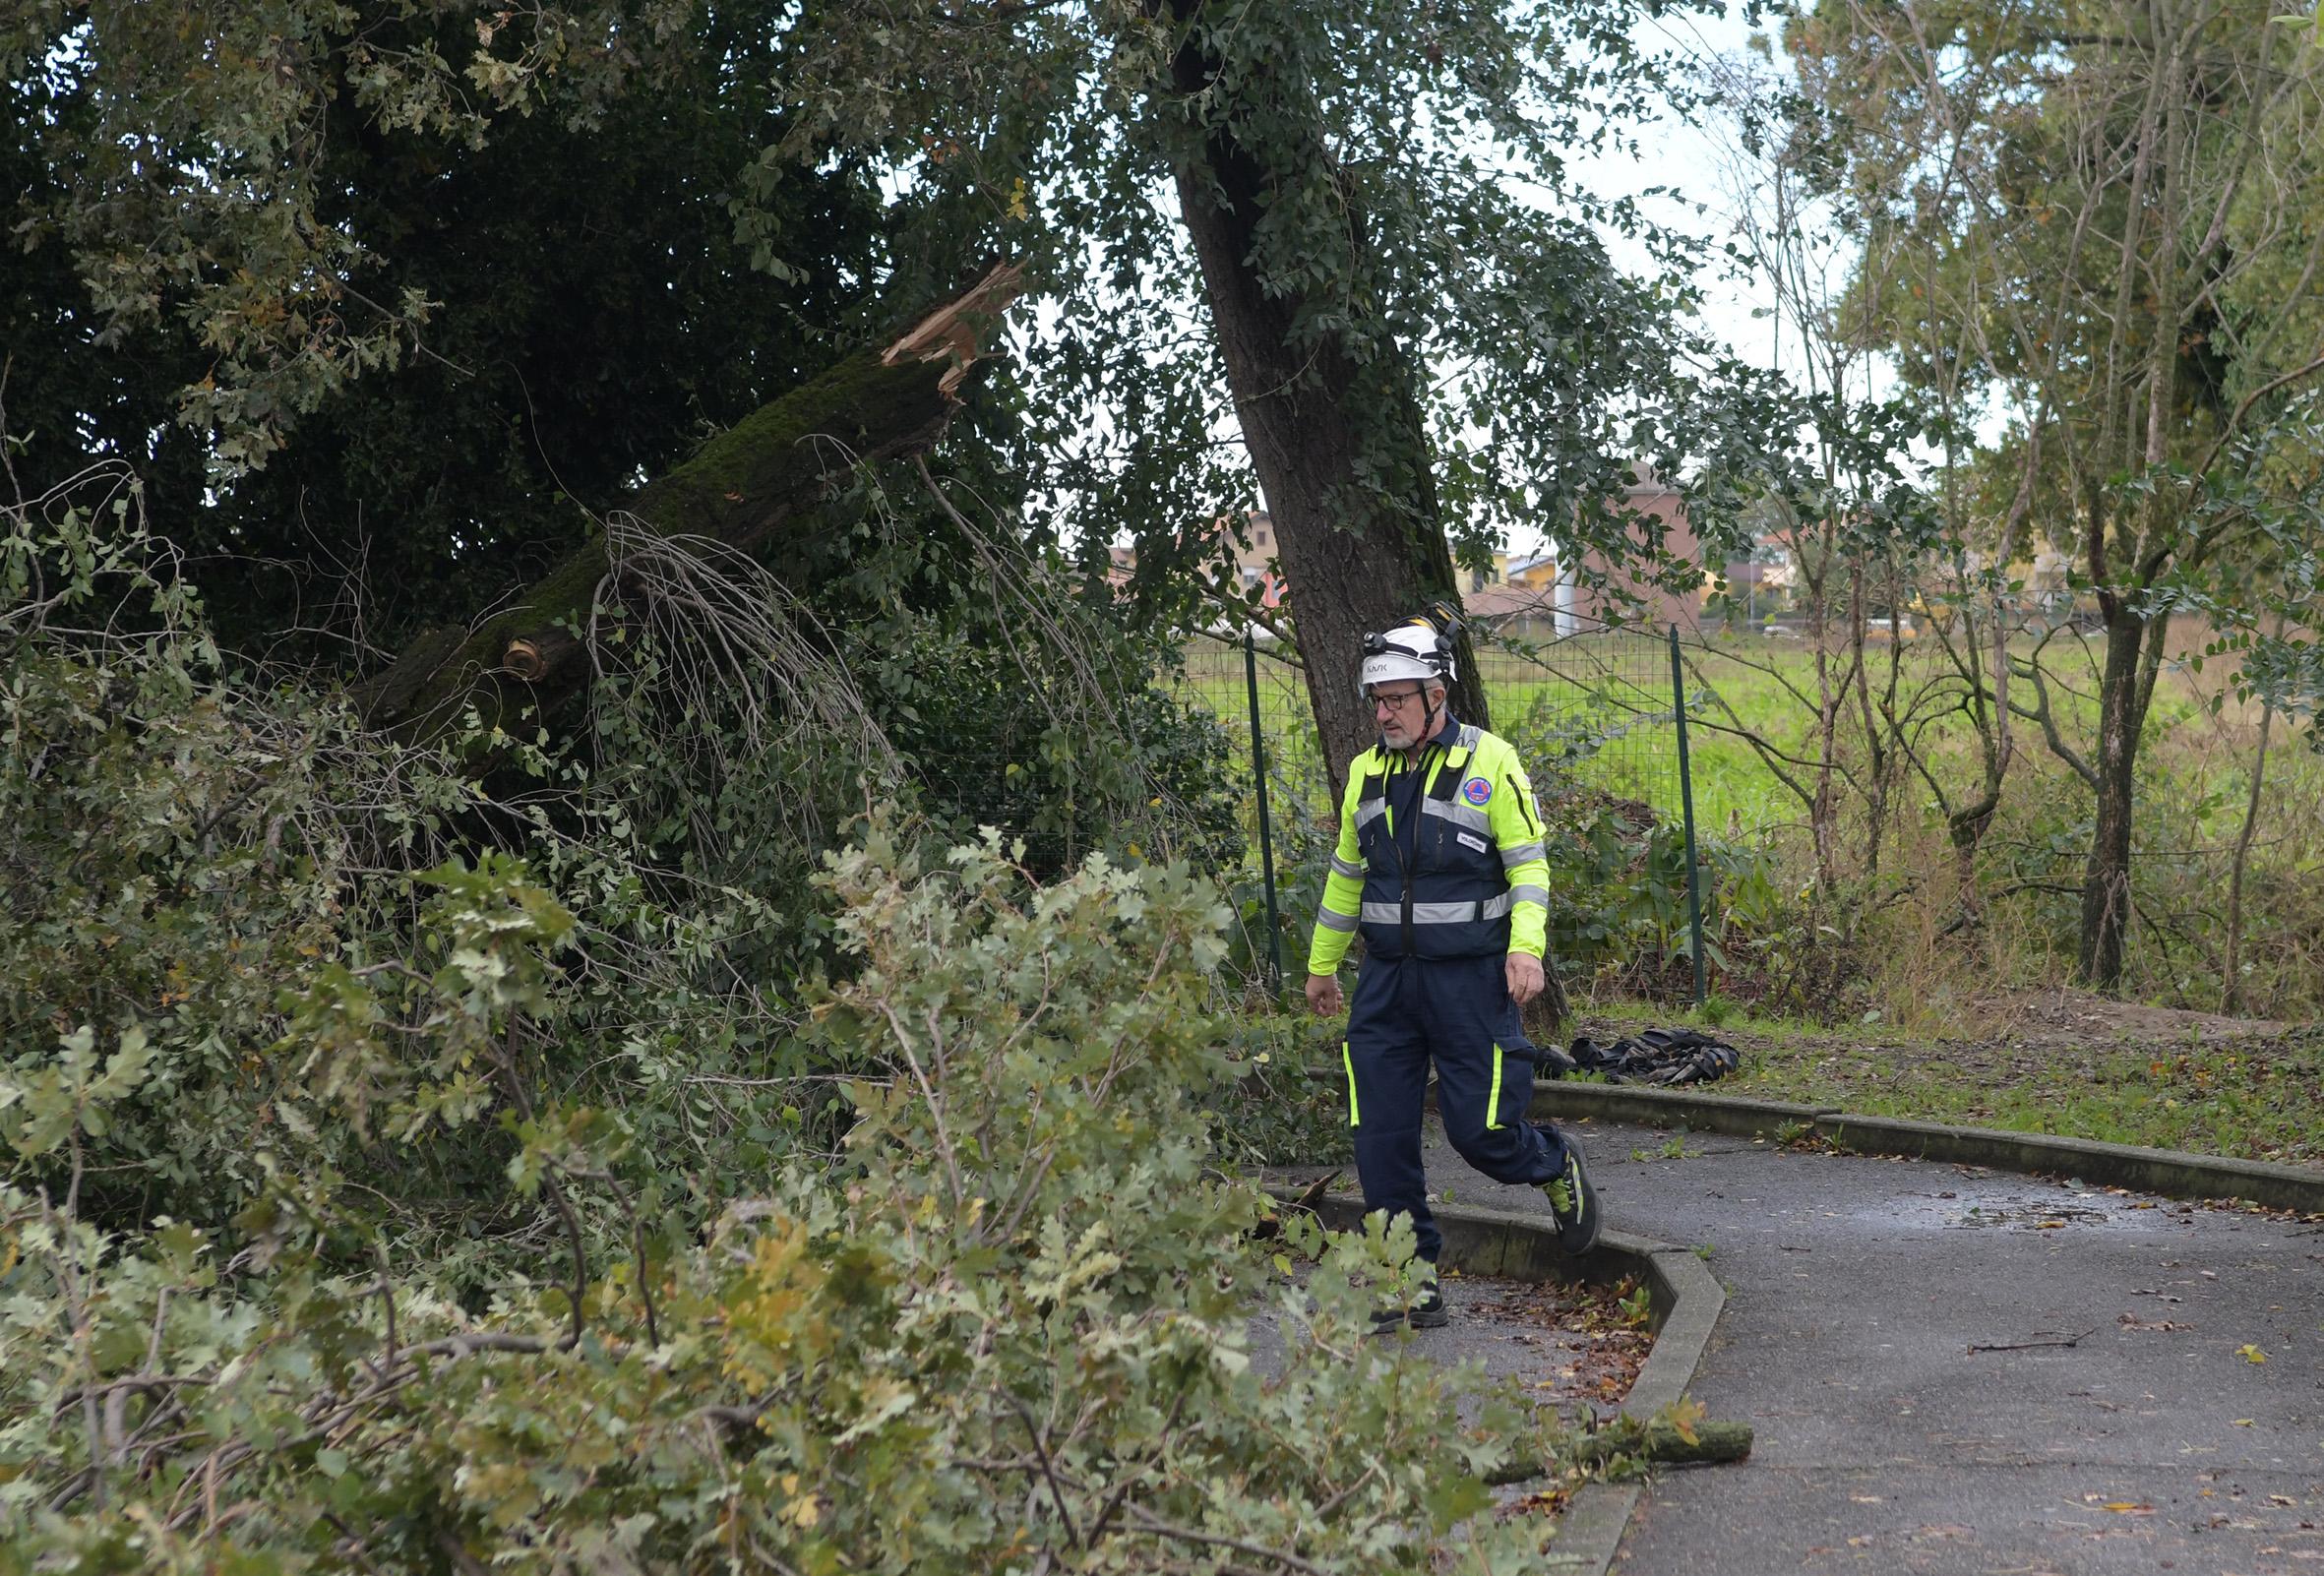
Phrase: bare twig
[
  {"left": 1122, "top": 1505, "right": 1333, "bottom": 1576},
  {"left": 486, "top": 1018, "right": 587, "bottom": 1351},
  {"left": 1001, "top": 1390, "right": 1082, "bottom": 1547},
  {"left": 1968, "top": 1327, "right": 2098, "bottom": 1354}
]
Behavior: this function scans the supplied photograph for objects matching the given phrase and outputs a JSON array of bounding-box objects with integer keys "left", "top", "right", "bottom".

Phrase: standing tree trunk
[
  {"left": 1943, "top": 596, "right": 2007, "bottom": 895},
  {"left": 1164, "top": 7, "right": 1482, "bottom": 793},
  {"left": 2078, "top": 603, "right": 2149, "bottom": 989},
  {"left": 2222, "top": 678, "right": 2274, "bottom": 1015},
  {"left": 1798, "top": 511, "right": 1850, "bottom": 889}
]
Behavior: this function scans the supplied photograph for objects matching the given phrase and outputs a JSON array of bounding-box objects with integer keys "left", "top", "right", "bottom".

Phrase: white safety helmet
[{"left": 1358, "top": 618, "right": 1456, "bottom": 696}]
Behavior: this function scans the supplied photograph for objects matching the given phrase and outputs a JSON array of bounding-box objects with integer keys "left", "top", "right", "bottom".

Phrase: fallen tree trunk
[{"left": 359, "top": 264, "right": 1023, "bottom": 743}]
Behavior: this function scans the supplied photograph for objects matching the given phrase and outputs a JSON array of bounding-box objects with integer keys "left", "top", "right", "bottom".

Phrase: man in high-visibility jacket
[{"left": 1305, "top": 612, "right": 1600, "bottom": 1328}]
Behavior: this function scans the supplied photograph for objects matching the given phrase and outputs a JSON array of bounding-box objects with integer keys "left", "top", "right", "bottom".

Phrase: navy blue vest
[{"left": 1351, "top": 724, "right": 1514, "bottom": 959}]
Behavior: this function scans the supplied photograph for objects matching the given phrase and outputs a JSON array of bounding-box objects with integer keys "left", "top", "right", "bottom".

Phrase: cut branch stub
[
  {"left": 501, "top": 629, "right": 581, "bottom": 685},
  {"left": 359, "top": 263, "right": 1025, "bottom": 745}
]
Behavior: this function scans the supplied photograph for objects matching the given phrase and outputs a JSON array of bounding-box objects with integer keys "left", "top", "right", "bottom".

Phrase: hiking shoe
[
  {"left": 1370, "top": 1288, "right": 1449, "bottom": 1332},
  {"left": 1540, "top": 1135, "right": 1601, "bottom": 1256}
]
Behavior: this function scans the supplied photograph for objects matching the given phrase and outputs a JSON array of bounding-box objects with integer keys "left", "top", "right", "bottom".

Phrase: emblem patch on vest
[{"left": 1461, "top": 776, "right": 1493, "bottom": 807}]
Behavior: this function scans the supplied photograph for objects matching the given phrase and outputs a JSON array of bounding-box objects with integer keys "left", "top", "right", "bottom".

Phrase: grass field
[
  {"left": 1572, "top": 997, "right": 2324, "bottom": 1169},
  {"left": 1177, "top": 631, "right": 1786, "bottom": 831},
  {"left": 1179, "top": 628, "right": 2317, "bottom": 848},
  {"left": 1242, "top": 986, "right": 2324, "bottom": 1169},
  {"left": 1176, "top": 625, "right": 2324, "bottom": 1024}
]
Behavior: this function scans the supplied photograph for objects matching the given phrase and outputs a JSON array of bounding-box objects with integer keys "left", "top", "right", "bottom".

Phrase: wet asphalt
[
  {"left": 1244, "top": 1262, "right": 1645, "bottom": 1430},
  {"left": 1419, "top": 1117, "right": 2324, "bottom": 1575}
]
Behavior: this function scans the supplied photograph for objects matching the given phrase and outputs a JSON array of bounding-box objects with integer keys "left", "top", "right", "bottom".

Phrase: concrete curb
[
  {"left": 1527, "top": 1081, "right": 2324, "bottom": 1213},
  {"left": 1268, "top": 1188, "right": 1725, "bottom": 1576}
]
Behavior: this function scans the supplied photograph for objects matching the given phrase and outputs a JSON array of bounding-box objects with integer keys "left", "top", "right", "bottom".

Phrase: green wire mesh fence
[
  {"left": 1174, "top": 613, "right": 1722, "bottom": 999},
  {"left": 1175, "top": 619, "right": 1688, "bottom": 824}
]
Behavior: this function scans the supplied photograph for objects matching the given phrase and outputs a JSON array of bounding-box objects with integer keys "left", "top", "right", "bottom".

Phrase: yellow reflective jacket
[{"left": 1306, "top": 720, "right": 1550, "bottom": 971}]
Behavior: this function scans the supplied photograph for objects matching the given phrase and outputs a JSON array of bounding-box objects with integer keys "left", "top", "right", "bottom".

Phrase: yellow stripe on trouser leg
[
  {"left": 1486, "top": 1043, "right": 1505, "bottom": 1131},
  {"left": 1342, "top": 1041, "right": 1360, "bottom": 1127}
]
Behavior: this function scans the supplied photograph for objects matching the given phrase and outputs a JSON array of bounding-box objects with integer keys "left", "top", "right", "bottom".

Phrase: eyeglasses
[{"left": 1369, "top": 688, "right": 1427, "bottom": 711}]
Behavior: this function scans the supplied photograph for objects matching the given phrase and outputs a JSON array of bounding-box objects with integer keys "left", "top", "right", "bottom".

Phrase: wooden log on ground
[
  {"left": 1485, "top": 1418, "right": 1754, "bottom": 1485},
  {"left": 359, "top": 263, "right": 1023, "bottom": 744}
]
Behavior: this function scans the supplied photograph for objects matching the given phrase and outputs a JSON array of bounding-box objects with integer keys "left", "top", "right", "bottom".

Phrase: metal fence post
[
  {"left": 1245, "top": 629, "right": 1284, "bottom": 986},
  {"left": 1668, "top": 626, "right": 1707, "bottom": 1006}
]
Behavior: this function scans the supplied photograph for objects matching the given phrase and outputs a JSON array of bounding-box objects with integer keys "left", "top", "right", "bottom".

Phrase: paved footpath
[{"left": 1426, "top": 1118, "right": 2324, "bottom": 1576}]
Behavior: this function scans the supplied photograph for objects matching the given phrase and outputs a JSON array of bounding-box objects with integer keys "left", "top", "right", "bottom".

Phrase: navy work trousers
[{"left": 1342, "top": 952, "right": 1569, "bottom": 1264}]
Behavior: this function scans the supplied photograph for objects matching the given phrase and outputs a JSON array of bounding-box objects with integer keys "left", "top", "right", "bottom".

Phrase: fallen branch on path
[
  {"left": 1252, "top": 1172, "right": 1341, "bottom": 1241},
  {"left": 1486, "top": 1418, "right": 1755, "bottom": 1485},
  {"left": 1967, "top": 1326, "right": 2097, "bottom": 1354}
]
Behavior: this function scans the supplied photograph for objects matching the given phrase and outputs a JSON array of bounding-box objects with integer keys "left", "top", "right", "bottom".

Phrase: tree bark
[
  {"left": 2223, "top": 631, "right": 2277, "bottom": 1015},
  {"left": 1485, "top": 1418, "right": 1754, "bottom": 1485},
  {"left": 1802, "top": 525, "right": 1842, "bottom": 888},
  {"left": 358, "top": 265, "right": 1022, "bottom": 743},
  {"left": 2078, "top": 605, "right": 2147, "bottom": 989},
  {"left": 1164, "top": 7, "right": 1483, "bottom": 795},
  {"left": 2077, "top": 25, "right": 2185, "bottom": 993}
]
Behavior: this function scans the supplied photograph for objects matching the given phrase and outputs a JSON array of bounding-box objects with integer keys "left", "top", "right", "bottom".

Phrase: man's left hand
[{"left": 1505, "top": 951, "right": 1545, "bottom": 1005}]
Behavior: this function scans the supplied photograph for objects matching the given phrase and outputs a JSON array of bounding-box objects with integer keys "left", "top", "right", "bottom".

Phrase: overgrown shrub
[
  {"left": 865, "top": 615, "right": 1248, "bottom": 879},
  {"left": 1522, "top": 791, "right": 1850, "bottom": 1014},
  {"left": 2, "top": 469, "right": 1563, "bottom": 1569},
  {"left": 1, "top": 480, "right": 793, "bottom": 1258},
  {"left": 1816, "top": 682, "right": 2324, "bottom": 1028},
  {"left": 0, "top": 827, "right": 1555, "bottom": 1573}
]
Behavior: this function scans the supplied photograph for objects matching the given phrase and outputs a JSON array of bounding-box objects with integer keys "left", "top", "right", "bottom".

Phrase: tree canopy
[
  {"left": 5, "top": 2, "right": 885, "bottom": 653},
  {"left": 1787, "top": 0, "right": 2324, "bottom": 984},
  {"left": 9, "top": 1, "right": 1792, "bottom": 734}
]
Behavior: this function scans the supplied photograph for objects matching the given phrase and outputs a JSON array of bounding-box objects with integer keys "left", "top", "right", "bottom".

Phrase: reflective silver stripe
[
  {"left": 1354, "top": 800, "right": 1387, "bottom": 829},
  {"left": 1420, "top": 797, "right": 1490, "bottom": 834},
  {"left": 1362, "top": 900, "right": 1509, "bottom": 926},
  {"left": 1316, "top": 906, "right": 1359, "bottom": 933},
  {"left": 1329, "top": 854, "right": 1366, "bottom": 879},
  {"left": 1457, "top": 723, "right": 1480, "bottom": 750},
  {"left": 1499, "top": 840, "right": 1545, "bottom": 868},
  {"left": 1507, "top": 884, "right": 1550, "bottom": 909},
  {"left": 1479, "top": 892, "right": 1514, "bottom": 920}
]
